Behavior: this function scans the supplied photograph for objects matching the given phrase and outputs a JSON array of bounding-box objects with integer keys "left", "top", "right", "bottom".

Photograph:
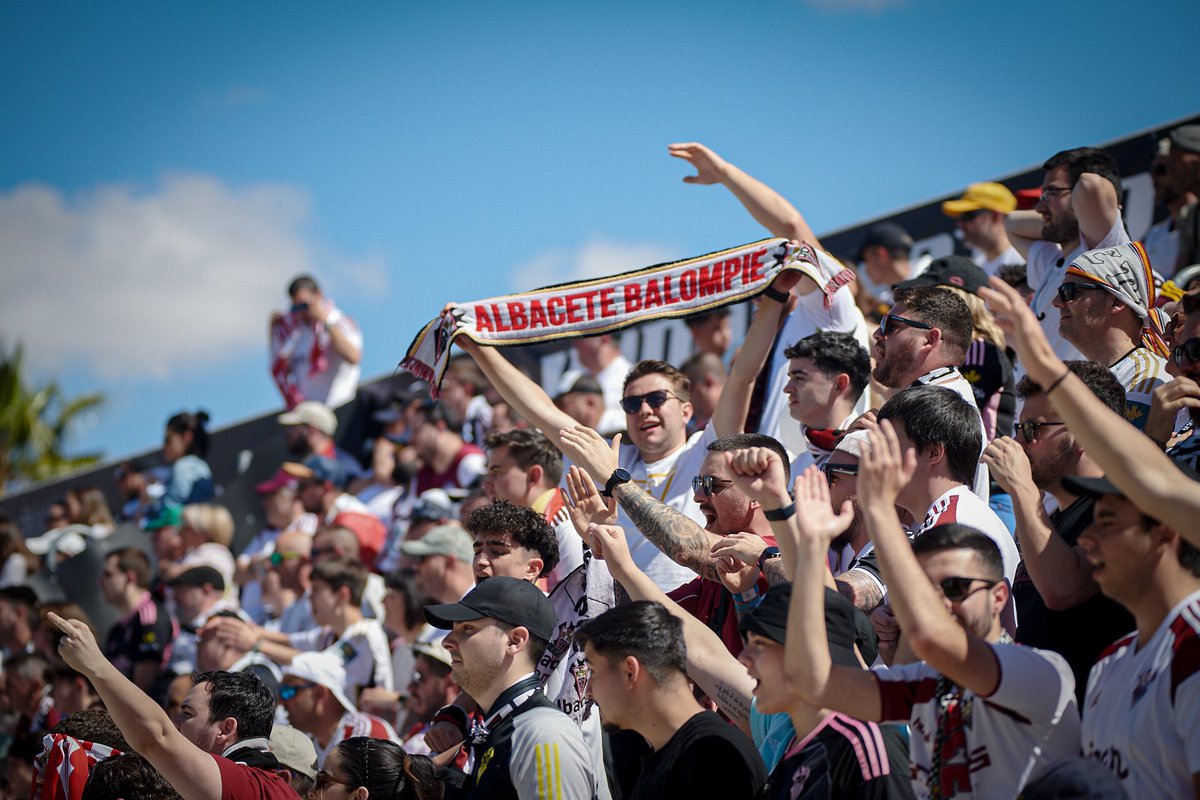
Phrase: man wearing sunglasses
[
  {"left": 1006, "top": 147, "right": 1128, "bottom": 364},
  {"left": 1156, "top": 289, "right": 1200, "bottom": 470},
  {"left": 1051, "top": 243, "right": 1170, "bottom": 430},
  {"left": 784, "top": 423, "right": 1080, "bottom": 800},
  {"left": 942, "top": 182, "right": 1023, "bottom": 277},
  {"left": 459, "top": 336, "right": 714, "bottom": 591},
  {"left": 982, "top": 361, "right": 1134, "bottom": 704}
]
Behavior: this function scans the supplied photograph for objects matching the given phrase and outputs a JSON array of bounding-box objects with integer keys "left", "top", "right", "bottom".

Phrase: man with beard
[
  {"left": 277, "top": 401, "right": 360, "bottom": 476},
  {"left": 981, "top": 361, "right": 1134, "bottom": 702},
  {"left": 1150, "top": 288, "right": 1200, "bottom": 469},
  {"left": 1006, "top": 147, "right": 1128, "bottom": 363}
]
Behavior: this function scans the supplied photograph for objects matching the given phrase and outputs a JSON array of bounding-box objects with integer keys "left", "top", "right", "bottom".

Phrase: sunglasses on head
[
  {"left": 937, "top": 576, "right": 998, "bottom": 602},
  {"left": 878, "top": 313, "right": 933, "bottom": 337},
  {"left": 820, "top": 462, "right": 859, "bottom": 479},
  {"left": 620, "top": 390, "right": 681, "bottom": 414},
  {"left": 691, "top": 474, "right": 734, "bottom": 497},
  {"left": 277, "top": 682, "right": 316, "bottom": 702},
  {"left": 1173, "top": 337, "right": 1200, "bottom": 368},
  {"left": 1055, "top": 281, "right": 1107, "bottom": 303},
  {"left": 1015, "top": 419, "right": 1065, "bottom": 441},
  {"left": 269, "top": 551, "right": 305, "bottom": 566}
]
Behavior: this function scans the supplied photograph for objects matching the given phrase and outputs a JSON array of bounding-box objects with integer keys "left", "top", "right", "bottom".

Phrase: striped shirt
[{"left": 1108, "top": 347, "right": 1169, "bottom": 431}]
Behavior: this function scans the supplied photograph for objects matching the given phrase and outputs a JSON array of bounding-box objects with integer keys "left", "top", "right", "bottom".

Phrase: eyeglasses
[
  {"left": 956, "top": 210, "right": 985, "bottom": 223},
  {"left": 937, "top": 576, "right": 999, "bottom": 602},
  {"left": 820, "top": 462, "right": 859, "bottom": 479},
  {"left": 1056, "top": 282, "right": 1107, "bottom": 304},
  {"left": 313, "top": 770, "right": 356, "bottom": 793},
  {"left": 878, "top": 313, "right": 933, "bottom": 337},
  {"left": 691, "top": 475, "right": 734, "bottom": 497},
  {"left": 1015, "top": 420, "right": 1065, "bottom": 441},
  {"left": 1040, "top": 185, "right": 1073, "bottom": 199},
  {"left": 1174, "top": 337, "right": 1200, "bottom": 368},
  {"left": 268, "top": 551, "right": 305, "bottom": 566},
  {"left": 277, "top": 682, "right": 316, "bottom": 702},
  {"left": 620, "top": 390, "right": 682, "bottom": 414}
]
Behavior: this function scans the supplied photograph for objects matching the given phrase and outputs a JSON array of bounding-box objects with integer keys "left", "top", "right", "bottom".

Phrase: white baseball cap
[{"left": 282, "top": 651, "right": 356, "bottom": 712}]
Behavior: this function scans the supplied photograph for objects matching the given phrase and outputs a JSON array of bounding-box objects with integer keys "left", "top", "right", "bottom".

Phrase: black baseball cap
[
  {"left": 858, "top": 223, "right": 913, "bottom": 259},
  {"left": 1062, "top": 458, "right": 1200, "bottom": 511},
  {"left": 167, "top": 565, "right": 226, "bottom": 592},
  {"left": 424, "top": 576, "right": 557, "bottom": 642},
  {"left": 739, "top": 584, "right": 860, "bottom": 668},
  {"left": 894, "top": 255, "right": 988, "bottom": 295}
]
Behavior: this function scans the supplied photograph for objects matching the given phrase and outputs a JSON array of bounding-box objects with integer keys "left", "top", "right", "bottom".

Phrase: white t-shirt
[
  {"left": 1026, "top": 217, "right": 1129, "bottom": 365},
  {"left": 760, "top": 282, "right": 871, "bottom": 458},
  {"left": 1109, "top": 347, "right": 1169, "bottom": 432},
  {"left": 288, "top": 618, "right": 394, "bottom": 695},
  {"left": 559, "top": 354, "right": 633, "bottom": 437},
  {"left": 615, "top": 423, "right": 718, "bottom": 591},
  {"left": 915, "top": 486, "right": 1019, "bottom": 586},
  {"left": 856, "top": 253, "right": 934, "bottom": 310},
  {"left": 1143, "top": 217, "right": 1179, "bottom": 279},
  {"left": 974, "top": 245, "right": 1024, "bottom": 278},
  {"left": 875, "top": 642, "right": 1080, "bottom": 799},
  {"left": 1082, "top": 589, "right": 1200, "bottom": 798},
  {"left": 287, "top": 308, "right": 363, "bottom": 407}
]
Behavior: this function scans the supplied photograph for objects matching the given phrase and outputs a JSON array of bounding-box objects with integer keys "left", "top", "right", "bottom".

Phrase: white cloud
[
  {"left": 802, "top": 0, "right": 907, "bottom": 12},
  {"left": 509, "top": 238, "right": 679, "bottom": 293},
  {"left": 0, "top": 174, "right": 380, "bottom": 380}
]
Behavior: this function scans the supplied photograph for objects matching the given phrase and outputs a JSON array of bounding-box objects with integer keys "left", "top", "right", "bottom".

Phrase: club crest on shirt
[
  {"left": 1131, "top": 668, "right": 1157, "bottom": 705},
  {"left": 571, "top": 658, "right": 590, "bottom": 700},
  {"left": 476, "top": 747, "right": 494, "bottom": 781}
]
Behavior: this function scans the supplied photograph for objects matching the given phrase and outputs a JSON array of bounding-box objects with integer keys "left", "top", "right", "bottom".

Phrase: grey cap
[
  {"left": 399, "top": 524, "right": 474, "bottom": 563},
  {"left": 1170, "top": 125, "right": 1200, "bottom": 156},
  {"left": 269, "top": 724, "right": 318, "bottom": 781}
]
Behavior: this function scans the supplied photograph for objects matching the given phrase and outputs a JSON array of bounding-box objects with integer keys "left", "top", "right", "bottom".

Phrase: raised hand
[
  {"left": 858, "top": 420, "right": 917, "bottom": 512},
  {"left": 47, "top": 612, "right": 108, "bottom": 678},
  {"left": 586, "top": 523, "right": 634, "bottom": 577},
  {"left": 564, "top": 465, "right": 617, "bottom": 539},
  {"left": 725, "top": 447, "right": 791, "bottom": 507},
  {"left": 790, "top": 466, "right": 855, "bottom": 547},
  {"left": 979, "top": 276, "right": 1060, "bottom": 385},
  {"left": 667, "top": 142, "right": 728, "bottom": 185},
  {"left": 981, "top": 436, "right": 1035, "bottom": 497},
  {"left": 715, "top": 554, "right": 760, "bottom": 595},
  {"left": 1146, "top": 377, "right": 1200, "bottom": 445},
  {"left": 710, "top": 531, "right": 769, "bottom": 569},
  {"left": 558, "top": 427, "right": 621, "bottom": 485}
]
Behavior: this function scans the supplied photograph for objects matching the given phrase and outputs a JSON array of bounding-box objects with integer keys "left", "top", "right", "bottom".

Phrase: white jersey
[
  {"left": 287, "top": 307, "right": 363, "bottom": 407},
  {"left": 915, "top": 367, "right": 989, "bottom": 501},
  {"left": 615, "top": 423, "right": 717, "bottom": 591},
  {"left": 1026, "top": 217, "right": 1129, "bottom": 366},
  {"left": 310, "top": 709, "right": 398, "bottom": 767},
  {"left": 974, "top": 246, "right": 1024, "bottom": 278},
  {"left": 875, "top": 642, "right": 1080, "bottom": 799},
  {"left": 1081, "top": 589, "right": 1200, "bottom": 798},
  {"left": 288, "top": 618, "right": 394, "bottom": 695},
  {"left": 1108, "top": 347, "right": 1169, "bottom": 432},
  {"left": 915, "top": 486, "right": 1018, "bottom": 585}
]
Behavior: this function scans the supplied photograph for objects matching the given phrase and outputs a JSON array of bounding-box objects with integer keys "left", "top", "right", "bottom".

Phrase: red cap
[
  {"left": 255, "top": 468, "right": 298, "bottom": 495},
  {"left": 1015, "top": 188, "right": 1042, "bottom": 211}
]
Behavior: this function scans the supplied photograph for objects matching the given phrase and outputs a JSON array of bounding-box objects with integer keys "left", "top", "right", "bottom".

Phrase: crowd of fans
[{"left": 2, "top": 128, "right": 1200, "bottom": 800}]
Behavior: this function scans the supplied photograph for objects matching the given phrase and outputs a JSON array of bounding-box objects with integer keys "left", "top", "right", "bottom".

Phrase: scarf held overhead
[{"left": 400, "top": 238, "right": 853, "bottom": 394}]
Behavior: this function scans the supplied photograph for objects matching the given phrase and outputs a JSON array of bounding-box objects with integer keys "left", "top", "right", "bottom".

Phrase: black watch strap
[
  {"left": 762, "top": 502, "right": 795, "bottom": 522},
  {"left": 757, "top": 546, "right": 782, "bottom": 572},
  {"left": 762, "top": 286, "right": 790, "bottom": 303},
  {"left": 602, "top": 468, "right": 631, "bottom": 497}
]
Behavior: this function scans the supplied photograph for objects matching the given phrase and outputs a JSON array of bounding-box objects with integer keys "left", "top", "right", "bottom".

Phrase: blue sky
[{"left": 2, "top": 0, "right": 1198, "bottom": 467}]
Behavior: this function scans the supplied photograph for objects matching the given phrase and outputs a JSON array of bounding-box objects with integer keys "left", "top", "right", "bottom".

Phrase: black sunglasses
[
  {"left": 938, "top": 576, "right": 998, "bottom": 602},
  {"left": 691, "top": 474, "right": 733, "bottom": 497},
  {"left": 620, "top": 390, "right": 681, "bottom": 414},
  {"left": 820, "top": 462, "right": 859, "bottom": 479},
  {"left": 1173, "top": 337, "right": 1200, "bottom": 368},
  {"left": 313, "top": 770, "right": 356, "bottom": 793},
  {"left": 878, "top": 313, "right": 933, "bottom": 336},
  {"left": 1015, "top": 420, "right": 1065, "bottom": 441},
  {"left": 1055, "top": 281, "right": 1107, "bottom": 303}
]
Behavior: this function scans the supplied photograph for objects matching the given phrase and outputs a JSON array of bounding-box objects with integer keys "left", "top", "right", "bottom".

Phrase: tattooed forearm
[
  {"left": 614, "top": 483, "right": 719, "bottom": 581},
  {"left": 763, "top": 557, "right": 790, "bottom": 587},
  {"left": 711, "top": 680, "right": 752, "bottom": 726},
  {"left": 835, "top": 571, "right": 885, "bottom": 613}
]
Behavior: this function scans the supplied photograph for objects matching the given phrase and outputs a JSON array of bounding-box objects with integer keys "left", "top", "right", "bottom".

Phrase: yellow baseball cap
[{"left": 942, "top": 182, "right": 1017, "bottom": 216}]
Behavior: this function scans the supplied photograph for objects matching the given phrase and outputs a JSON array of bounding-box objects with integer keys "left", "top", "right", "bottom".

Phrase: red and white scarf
[
  {"left": 270, "top": 309, "right": 335, "bottom": 409},
  {"left": 33, "top": 734, "right": 120, "bottom": 800},
  {"left": 400, "top": 238, "right": 854, "bottom": 395}
]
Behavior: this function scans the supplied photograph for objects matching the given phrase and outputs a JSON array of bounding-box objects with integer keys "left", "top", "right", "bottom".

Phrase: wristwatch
[
  {"left": 601, "top": 468, "right": 632, "bottom": 497},
  {"left": 757, "top": 546, "right": 781, "bottom": 573}
]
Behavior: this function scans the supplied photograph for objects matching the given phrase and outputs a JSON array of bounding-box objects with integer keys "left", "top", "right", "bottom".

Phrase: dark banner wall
[{"left": 4, "top": 112, "right": 1196, "bottom": 625}]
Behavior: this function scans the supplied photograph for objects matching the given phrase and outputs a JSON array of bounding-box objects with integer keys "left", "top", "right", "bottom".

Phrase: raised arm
[
  {"left": 1004, "top": 210, "right": 1044, "bottom": 261},
  {"left": 457, "top": 337, "right": 579, "bottom": 446},
  {"left": 669, "top": 142, "right": 821, "bottom": 249},
  {"left": 559, "top": 425, "right": 721, "bottom": 580},
  {"left": 586, "top": 520, "right": 755, "bottom": 734},
  {"left": 776, "top": 467, "right": 881, "bottom": 720},
  {"left": 1073, "top": 172, "right": 1122, "bottom": 250},
  {"left": 982, "top": 436, "right": 1098, "bottom": 609},
  {"left": 859, "top": 423, "right": 1002, "bottom": 696},
  {"left": 981, "top": 277, "right": 1200, "bottom": 542},
  {"left": 49, "top": 614, "right": 223, "bottom": 800}
]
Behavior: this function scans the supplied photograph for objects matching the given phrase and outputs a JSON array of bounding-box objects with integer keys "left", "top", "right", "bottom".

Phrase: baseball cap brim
[
  {"left": 424, "top": 600, "right": 487, "bottom": 630},
  {"left": 281, "top": 462, "right": 316, "bottom": 480},
  {"left": 941, "top": 199, "right": 984, "bottom": 217},
  {"left": 1060, "top": 475, "right": 1123, "bottom": 499}
]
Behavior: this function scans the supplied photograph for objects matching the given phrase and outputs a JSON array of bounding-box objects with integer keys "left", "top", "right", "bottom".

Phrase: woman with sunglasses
[{"left": 310, "top": 737, "right": 442, "bottom": 800}]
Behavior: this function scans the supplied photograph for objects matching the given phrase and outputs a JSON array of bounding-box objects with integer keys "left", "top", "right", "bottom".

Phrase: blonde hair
[
  {"left": 180, "top": 503, "right": 234, "bottom": 548},
  {"left": 944, "top": 286, "right": 1005, "bottom": 349}
]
